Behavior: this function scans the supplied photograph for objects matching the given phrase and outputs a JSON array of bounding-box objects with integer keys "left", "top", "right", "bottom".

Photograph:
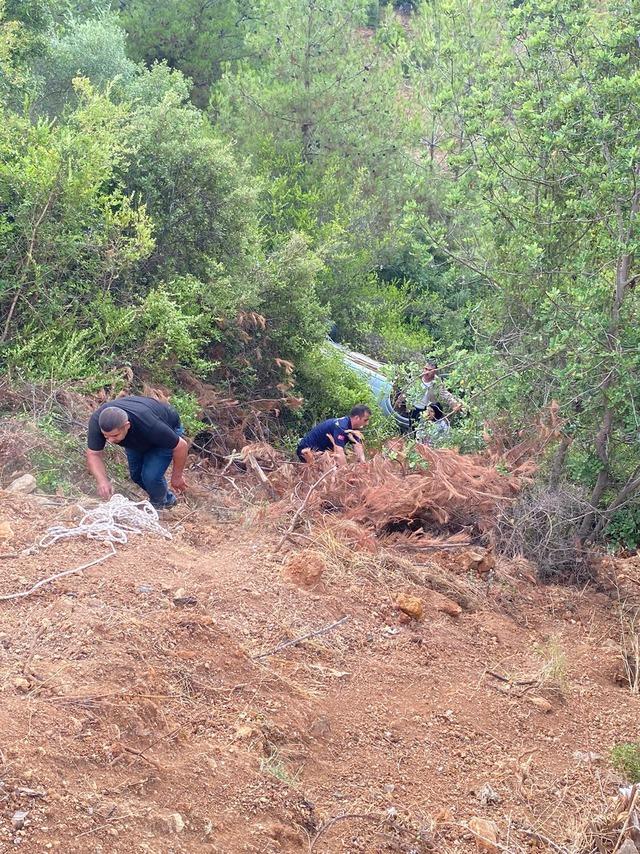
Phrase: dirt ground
[{"left": 1, "top": 488, "right": 639, "bottom": 853}]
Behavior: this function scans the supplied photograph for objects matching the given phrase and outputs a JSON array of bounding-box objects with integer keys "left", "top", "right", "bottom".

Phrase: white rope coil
[
  {"left": 39, "top": 493, "right": 172, "bottom": 548},
  {"left": 1, "top": 495, "right": 171, "bottom": 602}
]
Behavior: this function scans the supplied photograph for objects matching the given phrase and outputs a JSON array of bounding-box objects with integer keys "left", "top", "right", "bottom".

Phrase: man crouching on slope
[
  {"left": 86, "top": 395, "right": 188, "bottom": 509},
  {"left": 296, "top": 404, "right": 371, "bottom": 467}
]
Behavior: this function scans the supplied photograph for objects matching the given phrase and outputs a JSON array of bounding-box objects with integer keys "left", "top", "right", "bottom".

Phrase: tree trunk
[
  {"left": 548, "top": 433, "right": 571, "bottom": 489},
  {"left": 301, "top": 3, "right": 314, "bottom": 163}
]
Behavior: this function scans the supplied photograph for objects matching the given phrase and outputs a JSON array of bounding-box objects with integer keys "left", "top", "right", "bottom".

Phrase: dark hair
[
  {"left": 350, "top": 404, "right": 372, "bottom": 418},
  {"left": 98, "top": 406, "right": 128, "bottom": 432},
  {"left": 424, "top": 357, "right": 438, "bottom": 368}
]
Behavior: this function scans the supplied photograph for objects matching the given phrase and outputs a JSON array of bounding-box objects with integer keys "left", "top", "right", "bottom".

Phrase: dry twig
[
  {"left": 253, "top": 616, "right": 350, "bottom": 660},
  {"left": 274, "top": 466, "right": 337, "bottom": 552},
  {"left": 612, "top": 785, "right": 639, "bottom": 854},
  {"left": 309, "top": 812, "right": 380, "bottom": 852},
  {"left": 0, "top": 545, "right": 115, "bottom": 601}
]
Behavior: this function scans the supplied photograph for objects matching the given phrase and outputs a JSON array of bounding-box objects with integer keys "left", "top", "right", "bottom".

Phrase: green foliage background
[{"left": 1, "top": 0, "right": 639, "bottom": 542}]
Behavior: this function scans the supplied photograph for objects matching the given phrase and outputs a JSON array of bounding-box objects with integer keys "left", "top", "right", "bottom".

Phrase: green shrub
[
  {"left": 606, "top": 504, "right": 640, "bottom": 551},
  {"left": 170, "top": 391, "right": 209, "bottom": 437},
  {"left": 26, "top": 416, "right": 88, "bottom": 496},
  {"left": 611, "top": 742, "right": 640, "bottom": 783}
]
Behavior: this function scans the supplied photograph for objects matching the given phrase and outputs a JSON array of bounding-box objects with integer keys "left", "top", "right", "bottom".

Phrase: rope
[
  {"left": 39, "top": 494, "right": 172, "bottom": 548},
  {"left": 0, "top": 495, "right": 171, "bottom": 602}
]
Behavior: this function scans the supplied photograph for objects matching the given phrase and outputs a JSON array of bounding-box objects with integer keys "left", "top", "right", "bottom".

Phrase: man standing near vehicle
[
  {"left": 86, "top": 396, "right": 188, "bottom": 509},
  {"left": 407, "top": 358, "right": 463, "bottom": 436},
  {"left": 296, "top": 404, "right": 371, "bottom": 466}
]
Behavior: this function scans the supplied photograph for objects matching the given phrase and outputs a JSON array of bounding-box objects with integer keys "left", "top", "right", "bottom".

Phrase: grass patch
[
  {"left": 259, "top": 747, "right": 301, "bottom": 788},
  {"left": 611, "top": 741, "right": 640, "bottom": 783},
  {"left": 535, "top": 636, "right": 569, "bottom": 695}
]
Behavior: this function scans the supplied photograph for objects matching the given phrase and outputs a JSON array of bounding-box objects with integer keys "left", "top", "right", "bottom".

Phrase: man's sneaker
[{"left": 164, "top": 494, "right": 178, "bottom": 510}]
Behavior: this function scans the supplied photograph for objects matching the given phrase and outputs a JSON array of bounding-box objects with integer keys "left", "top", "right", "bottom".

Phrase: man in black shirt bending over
[
  {"left": 296, "top": 404, "right": 371, "bottom": 466},
  {"left": 86, "top": 396, "right": 188, "bottom": 509}
]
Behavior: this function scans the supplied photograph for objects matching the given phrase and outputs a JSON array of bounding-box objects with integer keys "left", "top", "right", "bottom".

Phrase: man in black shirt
[
  {"left": 86, "top": 396, "right": 188, "bottom": 509},
  {"left": 296, "top": 405, "right": 371, "bottom": 466}
]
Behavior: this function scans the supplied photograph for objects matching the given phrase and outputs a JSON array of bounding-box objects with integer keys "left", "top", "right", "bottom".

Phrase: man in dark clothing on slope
[
  {"left": 296, "top": 404, "right": 371, "bottom": 467},
  {"left": 86, "top": 396, "right": 188, "bottom": 509}
]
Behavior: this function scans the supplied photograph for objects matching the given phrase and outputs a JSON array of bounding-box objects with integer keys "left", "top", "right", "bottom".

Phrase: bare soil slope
[{"left": 0, "top": 492, "right": 639, "bottom": 853}]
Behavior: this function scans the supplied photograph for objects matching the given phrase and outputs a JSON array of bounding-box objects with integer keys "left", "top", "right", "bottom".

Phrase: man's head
[
  {"left": 422, "top": 358, "right": 438, "bottom": 382},
  {"left": 98, "top": 406, "right": 130, "bottom": 444},
  {"left": 349, "top": 404, "right": 372, "bottom": 430}
]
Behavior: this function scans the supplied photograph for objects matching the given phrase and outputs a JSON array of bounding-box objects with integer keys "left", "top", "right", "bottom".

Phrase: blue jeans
[{"left": 125, "top": 428, "right": 184, "bottom": 509}]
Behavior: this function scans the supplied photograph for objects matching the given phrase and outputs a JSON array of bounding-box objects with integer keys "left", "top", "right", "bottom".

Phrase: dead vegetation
[
  {"left": 495, "top": 485, "right": 594, "bottom": 584},
  {"left": 229, "top": 405, "right": 591, "bottom": 590},
  {"left": 573, "top": 784, "right": 640, "bottom": 853}
]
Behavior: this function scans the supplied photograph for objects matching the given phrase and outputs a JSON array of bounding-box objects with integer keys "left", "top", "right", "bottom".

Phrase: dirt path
[{"left": 0, "top": 495, "right": 638, "bottom": 853}]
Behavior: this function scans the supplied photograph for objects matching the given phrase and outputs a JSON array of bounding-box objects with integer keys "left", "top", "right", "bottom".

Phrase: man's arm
[
  {"left": 438, "top": 382, "right": 463, "bottom": 415},
  {"left": 345, "top": 430, "right": 366, "bottom": 464},
  {"left": 352, "top": 441, "right": 366, "bottom": 463},
  {"left": 86, "top": 449, "right": 113, "bottom": 499},
  {"left": 332, "top": 445, "right": 348, "bottom": 467},
  {"left": 169, "top": 437, "right": 189, "bottom": 492}
]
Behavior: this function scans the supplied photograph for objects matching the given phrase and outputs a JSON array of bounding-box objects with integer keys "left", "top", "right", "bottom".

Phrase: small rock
[
  {"left": 137, "top": 584, "right": 154, "bottom": 595},
  {"left": 395, "top": 593, "right": 424, "bottom": 620},
  {"left": 30, "top": 495, "right": 59, "bottom": 507},
  {"left": 529, "top": 696, "right": 553, "bottom": 713},
  {"left": 478, "top": 783, "right": 501, "bottom": 806},
  {"left": 148, "top": 809, "right": 185, "bottom": 834},
  {"left": 458, "top": 549, "right": 496, "bottom": 575},
  {"left": 0, "top": 520, "right": 13, "bottom": 540},
  {"left": 430, "top": 591, "right": 463, "bottom": 617},
  {"left": 11, "top": 811, "right": 28, "bottom": 830},
  {"left": 172, "top": 590, "right": 198, "bottom": 607},
  {"left": 618, "top": 841, "right": 639, "bottom": 854},
  {"left": 573, "top": 751, "right": 602, "bottom": 765},
  {"left": 282, "top": 551, "right": 326, "bottom": 588},
  {"left": 13, "top": 677, "right": 31, "bottom": 694},
  {"left": 468, "top": 816, "right": 500, "bottom": 853},
  {"left": 308, "top": 716, "right": 331, "bottom": 739},
  {"left": 14, "top": 788, "right": 46, "bottom": 799},
  {"left": 7, "top": 474, "right": 37, "bottom": 494},
  {"left": 172, "top": 813, "right": 186, "bottom": 833},
  {"left": 233, "top": 725, "right": 254, "bottom": 740},
  {"left": 55, "top": 504, "right": 81, "bottom": 522}
]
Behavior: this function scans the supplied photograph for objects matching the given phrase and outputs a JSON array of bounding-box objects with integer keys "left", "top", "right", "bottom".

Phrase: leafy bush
[
  {"left": 123, "top": 77, "right": 260, "bottom": 284},
  {"left": 0, "top": 79, "right": 153, "bottom": 365},
  {"left": 170, "top": 391, "right": 208, "bottom": 437},
  {"left": 257, "top": 233, "right": 330, "bottom": 362},
  {"left": 37, "top": 14, "right": 138, "bottom": 114},
  {"left": 611, "top": 742, "right": 640, "bottom": 783},
  {"left": 606, "top": 505, "right": 640, "bottom": 551}
]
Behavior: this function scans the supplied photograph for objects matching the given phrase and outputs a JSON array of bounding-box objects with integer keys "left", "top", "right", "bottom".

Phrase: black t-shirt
[{"left": 87, "top": 396, "right": 181, "bottom": 453}]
